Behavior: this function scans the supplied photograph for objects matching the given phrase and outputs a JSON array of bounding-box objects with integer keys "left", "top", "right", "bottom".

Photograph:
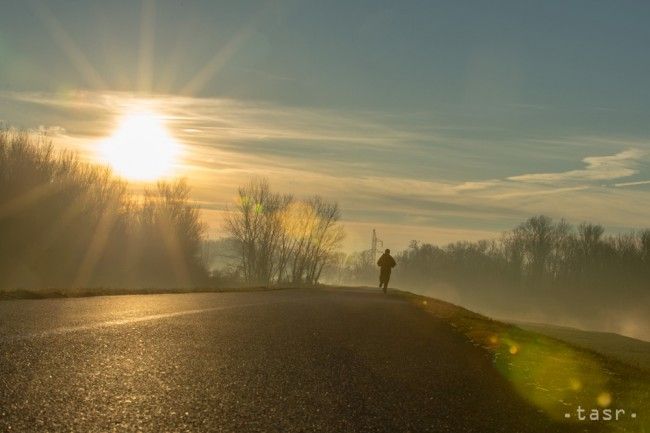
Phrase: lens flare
[{"left": 597, "top": 392, "right": 612, "bottom": 408}]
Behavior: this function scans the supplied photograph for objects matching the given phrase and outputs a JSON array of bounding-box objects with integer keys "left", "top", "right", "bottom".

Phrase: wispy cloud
[
  {"left": 614, "top": 180, "right": 650, "bottom": 187},
  {"left": 507, "top": 149, "right": 645, "bottom": 183}
]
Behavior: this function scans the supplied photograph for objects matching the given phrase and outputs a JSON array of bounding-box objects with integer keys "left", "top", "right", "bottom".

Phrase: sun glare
[{"left": 101, "top": 109, "right": 180, "bottom": 181}]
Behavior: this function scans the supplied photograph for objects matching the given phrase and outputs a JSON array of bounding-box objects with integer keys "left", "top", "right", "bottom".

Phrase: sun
[{"left": 101, "top": 109, "right": 181, "bottom": 181}]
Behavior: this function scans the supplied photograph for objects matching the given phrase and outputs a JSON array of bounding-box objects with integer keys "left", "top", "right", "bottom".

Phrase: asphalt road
[{"left": 0, "top": 289, "right": 583, "bottom": 432}]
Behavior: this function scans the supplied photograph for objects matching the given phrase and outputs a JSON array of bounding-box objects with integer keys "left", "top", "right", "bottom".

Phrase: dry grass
[{"left": 391, "top": 289, "right": 649, "bottom": 432}]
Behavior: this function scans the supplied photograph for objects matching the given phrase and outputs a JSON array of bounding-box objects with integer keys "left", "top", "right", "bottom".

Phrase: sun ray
[
  {"left": 157, "top": 13, "right": 197, "bottom": 94},
  {"left": 138, "top": 0, "right": 156, "bottom": 93},
  {"left": 0, "top": 182, "right": 56, "bottom": 219},
  {"left": 73, "top": 207, "right": 117, "bottom": 288},
  {"left": 38, "top": 194, "right": 94, "bottom": 255},
  {"left": 179, "top": 2, "right": 272, "bottom": 96},
  {"left": 158, "top": 215, "right": 191, "bottom": 287},
  {"left": 28, "top": 0, "right": 106, "bottom": 89}
]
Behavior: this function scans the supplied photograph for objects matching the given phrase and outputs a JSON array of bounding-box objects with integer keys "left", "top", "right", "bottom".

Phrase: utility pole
[{"left": 371, "top": 229, "right": 383, "bottom": 263}]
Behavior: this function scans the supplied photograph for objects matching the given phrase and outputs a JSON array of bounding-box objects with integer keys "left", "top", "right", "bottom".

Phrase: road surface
[{"left": 0, "top": 289, "right": 581, "bottom": 432}]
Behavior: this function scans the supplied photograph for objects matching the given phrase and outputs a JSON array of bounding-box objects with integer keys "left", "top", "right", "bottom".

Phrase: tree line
[
  {"left": 0, "top": 130, "right": 206, "bottom": 289},
  {"left": 0, "top": 130, "right": 345, "bottom": 289},
  {"left": 339, "top": 215, "right": 649, "bottom": 319}
]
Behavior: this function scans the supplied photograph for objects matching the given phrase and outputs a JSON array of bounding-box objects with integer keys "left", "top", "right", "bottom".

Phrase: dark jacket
[{"left": 377, "top": 253, "right": 396, "bottom": 270}]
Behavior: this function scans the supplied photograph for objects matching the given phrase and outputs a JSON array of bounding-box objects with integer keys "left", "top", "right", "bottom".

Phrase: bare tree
[
  {"left": 225, "top": 178, "right": 296, "bottom": 285},
  {"left": 511, "top": 215, "right": 570, "bottom": 283},
  {"left": 225, "top": 179, "right": 344, "bottom": 287}
]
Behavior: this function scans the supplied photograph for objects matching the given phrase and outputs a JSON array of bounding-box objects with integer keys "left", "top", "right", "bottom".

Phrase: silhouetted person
[{"left": 377, "top": 249, "right": 396, "bottom": 294}]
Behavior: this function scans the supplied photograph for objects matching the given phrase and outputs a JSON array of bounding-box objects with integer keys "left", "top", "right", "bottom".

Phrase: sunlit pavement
[{"left": 0, "top": 289, "right": 586, "bottom": 432}]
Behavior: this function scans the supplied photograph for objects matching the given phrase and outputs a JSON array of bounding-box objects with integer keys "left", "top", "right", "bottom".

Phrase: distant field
[{"left": 512, "top": 321, "right": 650, "bottom": 372}]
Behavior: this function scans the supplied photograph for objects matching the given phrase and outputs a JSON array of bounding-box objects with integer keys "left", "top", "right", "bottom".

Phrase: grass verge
[{"left": 392, "top": 289, "right": 649, "bottom": 433}]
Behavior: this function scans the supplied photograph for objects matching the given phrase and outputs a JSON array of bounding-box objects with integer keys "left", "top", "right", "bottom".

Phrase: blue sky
[{"left": 1, "top": 0, "right": 649, "bottom": 249}]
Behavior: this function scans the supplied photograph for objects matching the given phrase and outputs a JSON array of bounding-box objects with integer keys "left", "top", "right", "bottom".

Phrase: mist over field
[
  {"left": 321, "top": 217, "right": 650, "bottom": 342},
  {"left": 407, "top": 281, "right": 650, "bottom": 343}
]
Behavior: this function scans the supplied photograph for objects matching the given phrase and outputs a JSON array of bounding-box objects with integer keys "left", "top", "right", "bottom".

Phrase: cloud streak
[
  {"left": 507, "top": 149, "right": 645, "bottom": 183},
  {"left": 614, "top": 179, "right": 650, "bottom": 187}
]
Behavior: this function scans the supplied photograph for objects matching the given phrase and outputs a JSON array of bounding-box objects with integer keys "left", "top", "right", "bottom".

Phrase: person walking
[{"left": 377, "top": 249, "right": 396, "bottom": 294}]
